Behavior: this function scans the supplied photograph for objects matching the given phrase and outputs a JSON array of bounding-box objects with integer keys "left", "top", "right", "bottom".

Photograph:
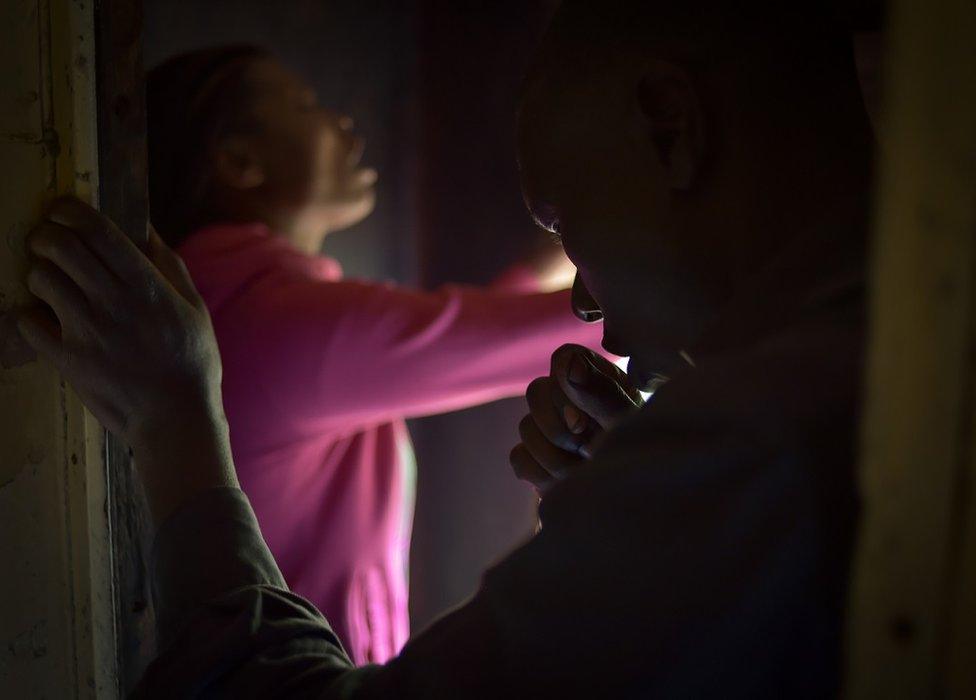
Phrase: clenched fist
[{"left": 510, "top": 343, "right": 644, "bottom": 493}]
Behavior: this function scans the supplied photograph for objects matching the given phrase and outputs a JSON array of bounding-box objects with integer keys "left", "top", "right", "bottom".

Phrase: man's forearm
[
  {"left": 136, "top": 487, "right": 388, "bottom": 698},
  {"left": 129, "top": 409, "right": 239, "bottom": 528},
  {"left": 136, "top": 485, "right": 514, "bottom": 699}
]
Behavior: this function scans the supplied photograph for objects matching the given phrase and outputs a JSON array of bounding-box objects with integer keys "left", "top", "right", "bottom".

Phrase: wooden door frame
[{"left": 93, "top": 0, "right": 154, "bottom": 694}]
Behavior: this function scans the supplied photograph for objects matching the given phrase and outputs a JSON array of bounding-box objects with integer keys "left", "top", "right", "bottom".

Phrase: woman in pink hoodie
[{"left": 146, "top": 46, "right": 602, "bottom": 664}]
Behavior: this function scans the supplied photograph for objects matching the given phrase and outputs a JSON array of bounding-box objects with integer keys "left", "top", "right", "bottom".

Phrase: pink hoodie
[{"left": 178, "top": 223, "right": 603, "bottom": 665}]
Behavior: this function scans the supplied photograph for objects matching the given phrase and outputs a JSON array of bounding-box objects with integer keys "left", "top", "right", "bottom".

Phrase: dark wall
[
  {"left": 407, "top": 0, "right": 558, "bottom": 630},
  {"left": 143, "top": 0, "right": 558, "bottom": 633},
  {"left": 143, "top": 0, "right": 418, "bottom": 282}
]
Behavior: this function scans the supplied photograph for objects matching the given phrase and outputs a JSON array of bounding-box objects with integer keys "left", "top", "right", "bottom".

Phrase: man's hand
[
  {"left": 16, "top": 197, "right": 237, "bottom": 524},
  {"left": 510, "top": 343, "right": 643, "bottom": 493}
]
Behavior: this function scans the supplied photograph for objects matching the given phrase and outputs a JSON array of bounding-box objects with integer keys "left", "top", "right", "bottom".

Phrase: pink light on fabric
[{"left": 178, "top": 222, "right": 603, "bottom": 663}]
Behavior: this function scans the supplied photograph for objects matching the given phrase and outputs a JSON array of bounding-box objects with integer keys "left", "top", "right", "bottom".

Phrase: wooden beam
[
  {"left": 0, "top": 0, "right": 116, "bottom": 696},
  {"left": 846, "top": 0, "right": 976, "bottom": 698},
  {"left": 93, "top": 0, "right": 154, "bottom": 694}
]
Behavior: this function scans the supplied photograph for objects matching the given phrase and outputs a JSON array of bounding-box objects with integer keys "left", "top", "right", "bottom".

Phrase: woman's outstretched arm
[{"left": 244, "top": 258, "right": 604, "bottom": 432}]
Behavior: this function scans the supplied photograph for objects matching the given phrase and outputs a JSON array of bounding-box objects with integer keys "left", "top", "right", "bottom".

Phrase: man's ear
[
  {"left": 637, "top": 61, "right": 705, "bottom": 190},
  {"left": 213, "top": 136, "right": 266, "bottom": 191}
]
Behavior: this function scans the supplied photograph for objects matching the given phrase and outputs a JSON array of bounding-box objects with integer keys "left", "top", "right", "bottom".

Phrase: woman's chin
[
  {"left": 329, "top": 187, "right": 377, "bottom": 232},
  {"left": 353, "top": 167, "right": 379, "bottom": 189}
]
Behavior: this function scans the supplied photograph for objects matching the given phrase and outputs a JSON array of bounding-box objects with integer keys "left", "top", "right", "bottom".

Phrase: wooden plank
[
  {"left": 0, "top": 0, "right": 116, "bottom": 696},
  {"left": 50, "top": 2, "right": 120, "bottom": 695},
  {"left": 0, "top": 0, "right": 44, "bottom": 139},
  {"left": 92, "top": 0, "right": 155, "bottom": 694},
  {"left": 948, "top": 407, "right": 976, "bottom": 698},
  {"left": 845, "top": 0, "right": 976, "bottom": 698}
]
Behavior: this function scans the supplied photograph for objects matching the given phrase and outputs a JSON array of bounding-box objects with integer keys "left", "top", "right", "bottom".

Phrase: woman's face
[{"left": 238, "top": 58, "right": 377, "bottom": 237}]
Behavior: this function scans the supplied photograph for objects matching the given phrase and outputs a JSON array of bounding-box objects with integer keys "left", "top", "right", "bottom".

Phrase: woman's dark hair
[{"left": 147, "top": 45, "right": 271, "bottom": 247}]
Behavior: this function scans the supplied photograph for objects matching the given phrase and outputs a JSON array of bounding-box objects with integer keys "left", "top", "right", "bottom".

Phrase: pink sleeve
[
  {"left": 252, "top": 274, "right": 602, "bottom": 432},
  {"left": 488, "top": 263, "right": 545, "bottom": 294}
]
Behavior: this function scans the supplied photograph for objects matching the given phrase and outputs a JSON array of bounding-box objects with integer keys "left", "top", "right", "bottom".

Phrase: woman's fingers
[
  {"left": 26, "top": 259, "right": 92, "bottom": 335},
  {"left": 27, "top": 220, "right": 121, "bottom": 305}
]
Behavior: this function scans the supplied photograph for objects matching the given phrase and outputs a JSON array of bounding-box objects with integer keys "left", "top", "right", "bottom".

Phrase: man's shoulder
[
  {"left": 535, "top": 312, "right": 864, "bottom": 547},
  {"left": 607, "top": 310, "right": 865, "bottom": 461}
]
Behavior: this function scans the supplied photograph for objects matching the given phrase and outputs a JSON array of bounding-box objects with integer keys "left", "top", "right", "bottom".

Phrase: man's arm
[
  {"left": 133, "top": 327, "right": 852, "bottom": 698},
  {"left": 134, "top": 403, "right": 829, "bottom": 699},
  {"left": 18, "top": 199, "right": 238, "bottom": 525},
  {"left": 133, "top": 487, "right": 384, "bottom": 698},
  {"left": 18, "top": 199, "right": 846, "bottom": 698}
]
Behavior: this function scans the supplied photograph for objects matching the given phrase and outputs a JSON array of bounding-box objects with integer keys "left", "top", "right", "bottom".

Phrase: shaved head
[{"left": 517, "top": 0, "right": 872, "bottom": 386}]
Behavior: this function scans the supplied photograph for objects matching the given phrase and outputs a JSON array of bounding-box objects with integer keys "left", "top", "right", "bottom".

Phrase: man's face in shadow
[{"left": 517, "top": 36, "right": 723, "bottom": 389}]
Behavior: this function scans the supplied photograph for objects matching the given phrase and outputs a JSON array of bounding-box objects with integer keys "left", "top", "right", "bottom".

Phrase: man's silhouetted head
[{"left": 518, "top": 1, "right": 873, "bottom": 388}]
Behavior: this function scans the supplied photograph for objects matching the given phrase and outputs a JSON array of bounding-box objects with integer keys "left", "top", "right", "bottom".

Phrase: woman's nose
[{"left": 572, "top": 273, "right": 603, "bottom": 323}]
